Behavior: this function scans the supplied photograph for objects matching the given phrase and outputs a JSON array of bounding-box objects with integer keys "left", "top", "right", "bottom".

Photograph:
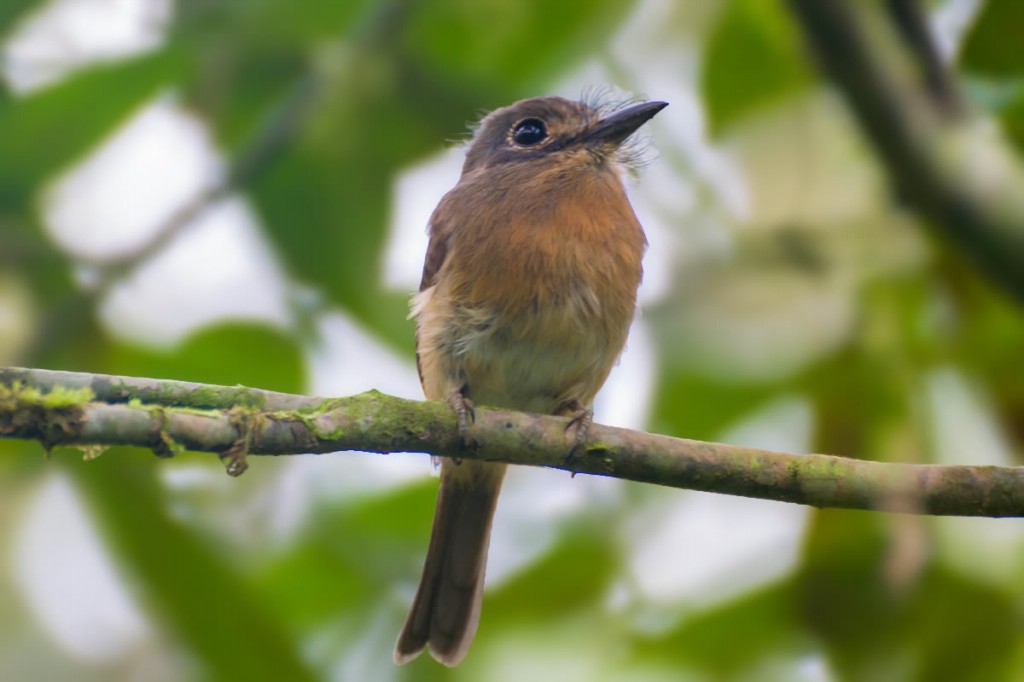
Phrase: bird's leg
[
  {"left": 562, "top": 399, "right": 593, "bottom": 470},
  {"left": 446, "top": 386, "right": 476, "bottom": 454}
]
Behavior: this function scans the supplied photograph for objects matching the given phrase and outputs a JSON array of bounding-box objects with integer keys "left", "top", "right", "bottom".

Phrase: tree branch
[
  {"left": 2, "top": 367, "right": 1022, "bottom": 517},
  {"left": 787, "top": 0, "right": 1024, "bottom": 301},
  {"left": 0, "top": 366, "right": 323, "bottom": 411},
  {"left": 884, "top": 0, "right": 961, "bottom": 114}
]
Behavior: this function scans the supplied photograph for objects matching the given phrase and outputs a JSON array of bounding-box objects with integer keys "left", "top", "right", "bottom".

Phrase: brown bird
[{"left": 394, "top": 95, "right": 666, "bottom": 666}]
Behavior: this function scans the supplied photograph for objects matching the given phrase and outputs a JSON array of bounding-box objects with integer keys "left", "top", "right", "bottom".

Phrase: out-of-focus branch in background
[{"left": 788, "top": 0, "right": 1024, "bottom": 302}]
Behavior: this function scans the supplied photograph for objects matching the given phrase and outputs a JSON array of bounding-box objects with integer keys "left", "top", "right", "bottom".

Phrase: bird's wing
[
  {"left": 414, "top": 212, "right": 455, "bottom": 389},
  {"left": 419, "top": 213, "right": 452, "bottom": 292}
]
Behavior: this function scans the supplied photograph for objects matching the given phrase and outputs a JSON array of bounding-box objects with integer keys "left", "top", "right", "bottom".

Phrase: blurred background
[{"left": 1, "top": 0, "right": 1023, "bottom": 680}]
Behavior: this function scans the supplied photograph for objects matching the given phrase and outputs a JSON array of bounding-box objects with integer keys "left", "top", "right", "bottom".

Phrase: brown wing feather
[
  {"left": 415, "top": 215, "right": 453, "bottom": 387},
  {"left": 419, "top": 215, "right": 452, "bottom": 292}
]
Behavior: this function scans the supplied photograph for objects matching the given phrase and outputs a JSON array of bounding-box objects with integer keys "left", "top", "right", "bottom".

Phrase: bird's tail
[{"left": 394, "top": 459, "right": 507, "bottom": 667}]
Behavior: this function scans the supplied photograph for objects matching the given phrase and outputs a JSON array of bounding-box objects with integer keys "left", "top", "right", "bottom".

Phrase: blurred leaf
[
  {"left": 802, "top": 509, "right": 1020, "bottom": 681},
  {"left": 249, "top": 65, "right": 432, "bottom": 348},
  {"left": 0, "top": 439, "right": 48, "bottom": 481},
  {"left": 29, "top": 291, "right": 111, "bottom": 370},
  {"left": 66, "top": 452, "right": 316, "bottom": 681},
  {"left": 910, "top": 567, "right": 1019, "bottom": 682},
  {"left": 0, "top": 0, "right": 37, "bottom": 38},
  {"left": 173, "top": 0, "right": 371, "bottom": 150},
  {"left": 259, "top": 480, "right": 436, "bottom": 628},
  {"left": 635, "top": 579, "right": 809, "bottom": 674},
  {"left": 175, "top": 0, "right": 374, "bottom": 48},
  {"left": 651, "top": 371, "right": 780, "bottom": 442},
  {"left": 801, "top": 345, "right": 904, "bottom": 459},
  {"left": 183, "top": 47, "right": 308, "bottom": 152},
  {"left": 701, "top": 0, "right": 813, "bottom": 135},
  {"left": 251, "top": 144, "right": 415, "bottom": 347},
  {"left": 803, "top": 273, "right": 939, "bottom": 462},
  {"left": 102, "top": 322, "right": 305, "bottom": 394},
  {"left": 487, "top": 528, "right": 614, "bottom": 622},
  {"left": 948, "top": 75, "right": 1024, "bottom": 154},
  {"left": 242, "top": 0, "right": 371, "bottom": 44},
  {"left": 799, "top": 509, "right": 907, "bottom": 680},
  {"left": 940, "top": 261, "right": 1024, "bottom": 448},
  {"left": 992, "top": 85, "right": 1024, "bottom": 157},
  {"left": 332, "top": 478, "right": 440, "bottom": 580},
  {"left": 258, "top": 534, "right": 374, "bottom": 630},
  {"left": 959, "top": 0, "right": 1024, "bottom": 77},
  {"left": 404, "top": 0, "right": 637, "bottom": 98},
  {"left": 0, "top": 50, "right": 182, "bottom": 209}
]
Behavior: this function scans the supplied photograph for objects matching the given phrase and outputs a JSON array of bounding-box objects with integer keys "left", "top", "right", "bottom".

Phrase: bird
[{"left": 394, "top": 94, "right": 666, "bottom": 667}]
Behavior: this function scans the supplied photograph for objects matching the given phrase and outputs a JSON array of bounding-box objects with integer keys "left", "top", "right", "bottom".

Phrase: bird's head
[{"left": 462, "top": 96, "right": 667, "bottom": 176}]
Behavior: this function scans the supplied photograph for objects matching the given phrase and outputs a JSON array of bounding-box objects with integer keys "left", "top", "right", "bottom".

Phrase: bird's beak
[{"left": 581, "top": 100, "right": 667, "bottom": 147}]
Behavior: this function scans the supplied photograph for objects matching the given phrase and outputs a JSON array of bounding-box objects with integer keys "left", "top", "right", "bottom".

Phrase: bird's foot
[
  {"left": 563, "top": 400, "right": 593, "bottom": 474},
  {"left": 446, "top": 388, "right": 476, "bottom": 452}
]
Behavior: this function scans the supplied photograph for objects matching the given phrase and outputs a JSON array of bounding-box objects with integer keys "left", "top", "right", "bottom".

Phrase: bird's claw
[
  {"left": 563, "top": 402, "right": 593, "bottom": 474},
  {"left": 447, "top": 389, "right": 475, "bottom": 448}
]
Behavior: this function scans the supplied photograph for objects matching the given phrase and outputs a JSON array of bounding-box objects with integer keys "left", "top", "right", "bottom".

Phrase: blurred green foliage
[
  {"left": 1, "top": 0, "right": 1023, "bottom": 681},
  {"left": 959, "top": 0, "right": 1024, "bottom": 77},
  {"left": 104, "top": 323, "right": 305, "bottom": 393},
  {"left": 0, "top": 51, "right": 182, "bottom": 208},
  {"left": 701, "top": 0, "right": 812, "bottom": 135},
  {"left": 0, "top": 0, "right": 37, "bottom": 37},
  {"left": 960, "top": 0, "right": 1024, "bottom": 156},
  {"left": 69, "top": 453, "right": 317, "bottom": 682}
]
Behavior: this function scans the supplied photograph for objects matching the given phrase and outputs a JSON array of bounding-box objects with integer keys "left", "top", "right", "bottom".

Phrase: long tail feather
[{"left": 394, "top": 460, "right": 507, "bottom": 667}]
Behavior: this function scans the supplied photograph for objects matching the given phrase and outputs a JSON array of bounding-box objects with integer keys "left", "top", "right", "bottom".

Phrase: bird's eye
[{"left": 511, "top": 118, "right": 548, "bottom": 146}]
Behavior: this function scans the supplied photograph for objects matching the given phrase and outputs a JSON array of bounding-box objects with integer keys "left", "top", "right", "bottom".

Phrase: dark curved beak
[{"left": 582, "top": 100, "right": 668, "bottom": 147}]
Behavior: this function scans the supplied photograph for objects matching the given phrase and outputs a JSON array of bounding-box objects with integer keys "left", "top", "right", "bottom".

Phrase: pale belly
[
  {"left": 453, "top": 304, "right": 619, "bottom": 415},
  {"left": 413, "top": 261, "right": 636, "bottom": 416}
]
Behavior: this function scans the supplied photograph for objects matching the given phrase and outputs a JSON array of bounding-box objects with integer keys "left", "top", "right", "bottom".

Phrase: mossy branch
[{"left": 1, "top": 367, "right": 1022, "bottom": 517}]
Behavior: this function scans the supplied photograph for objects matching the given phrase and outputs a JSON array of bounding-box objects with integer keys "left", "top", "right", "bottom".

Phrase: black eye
[{"left": 511, "top": 118, "right": 547, "bottom": 146}]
